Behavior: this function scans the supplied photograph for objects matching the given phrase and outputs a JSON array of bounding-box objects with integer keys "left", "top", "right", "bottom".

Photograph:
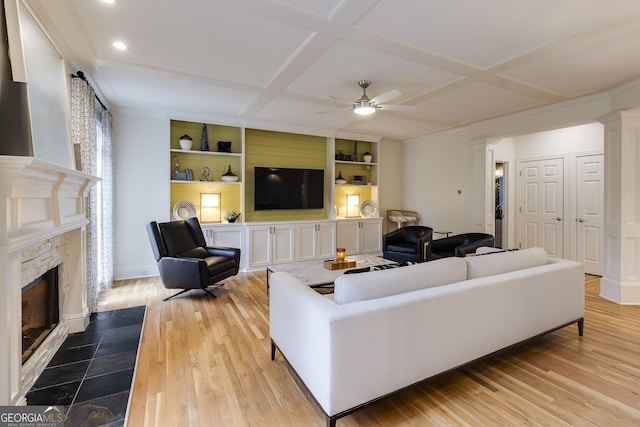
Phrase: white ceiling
[{"left": 24, "top": 0, "right": 640, "bottom": 140}]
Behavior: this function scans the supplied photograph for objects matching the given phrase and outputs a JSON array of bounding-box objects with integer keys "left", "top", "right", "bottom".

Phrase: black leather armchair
[
  {"left": 146, "top": 217, "right": 241, "bottom": 301},
  {"left": 382, "top": 226, "right": 433, "bottom": 263},
  {"left": 427, "top": 233, "right": 494, "bottom": 260}
]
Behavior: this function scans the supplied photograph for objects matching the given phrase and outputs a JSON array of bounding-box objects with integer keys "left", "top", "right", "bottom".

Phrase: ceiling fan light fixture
[{"left": 353, "top": 100, "right": 376, "bottom": 115}]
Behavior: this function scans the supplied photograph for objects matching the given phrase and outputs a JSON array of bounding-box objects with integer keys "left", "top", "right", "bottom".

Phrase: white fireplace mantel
[{"left": 0, "top": 155, "right": 98, "bottom": 405}]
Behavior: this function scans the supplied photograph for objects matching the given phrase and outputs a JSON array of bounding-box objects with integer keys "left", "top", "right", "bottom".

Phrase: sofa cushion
[
  {"left": 333, "top": 257, "right": 467, "bottom": 305},
  {"left": 465, "top": 247, "right": 547, "bottom": 279}
]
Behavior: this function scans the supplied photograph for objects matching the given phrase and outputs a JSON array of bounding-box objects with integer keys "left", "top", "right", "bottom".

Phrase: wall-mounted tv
[{"left": 254, "top": 166, "right": 324, "bottom": 210}]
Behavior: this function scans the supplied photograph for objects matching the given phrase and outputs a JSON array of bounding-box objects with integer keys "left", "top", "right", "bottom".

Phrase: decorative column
[{"left": 599, "top": 110, "right": 640, "bottom": 304}]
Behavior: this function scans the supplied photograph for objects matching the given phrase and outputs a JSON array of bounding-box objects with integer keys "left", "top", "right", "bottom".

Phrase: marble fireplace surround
[{"left": 0, "top": 156, "right": 97, "bottom": 405}]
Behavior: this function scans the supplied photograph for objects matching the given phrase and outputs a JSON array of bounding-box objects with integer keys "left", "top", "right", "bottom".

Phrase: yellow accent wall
[
  {"left": 245, "top": 129, "right": 327, "bottom": 222},
  {"left": 170, "top": 182, "right": 242, "bottom": 223}
]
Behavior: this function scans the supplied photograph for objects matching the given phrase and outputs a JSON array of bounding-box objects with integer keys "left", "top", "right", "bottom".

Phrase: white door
[
  {"left": 576, "top": 154, "right": 604, "bottom": 275},
  {"left": 520, "top": 158, "right": 564, "bottom": 257}
]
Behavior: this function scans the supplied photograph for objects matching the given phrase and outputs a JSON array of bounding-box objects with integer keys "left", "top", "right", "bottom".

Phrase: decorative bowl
[
  {"left": 221, "top": 175, "right": 239, "bottom": 182},
  {"left": 179, "top": 139, "right": 193, "bottom": 150}
]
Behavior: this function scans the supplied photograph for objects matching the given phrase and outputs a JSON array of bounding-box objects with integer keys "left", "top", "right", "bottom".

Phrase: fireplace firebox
[{"left": 22, "top": 266, "right": 60, "bottom": 364}]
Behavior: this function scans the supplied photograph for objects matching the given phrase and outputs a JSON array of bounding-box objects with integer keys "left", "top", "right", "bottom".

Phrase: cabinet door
[
  {"left": 336, "top": 220, "right": 360, "bottom": 254},
  {"left": 211, "top": 226, "right": 246, "bottom": 268},
  {"left": 316, "top": 222, "right": 336, "bottom": 259},
  {"left": 272, "top": 225, "right": 295, "bottom": 264},
  {"left": 360, "top": 219, "right": 382, "bottom": 253},
  {"left": 247, "top": 226, "right": 272, "bottom": 268},
  {"left": 296, "top": 223, "right": 318, "bottom": 261}
]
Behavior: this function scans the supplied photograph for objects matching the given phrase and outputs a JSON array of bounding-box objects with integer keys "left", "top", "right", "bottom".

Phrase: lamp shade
[{"left": 0, "top": 80, "right": 33, "bottom": 156}]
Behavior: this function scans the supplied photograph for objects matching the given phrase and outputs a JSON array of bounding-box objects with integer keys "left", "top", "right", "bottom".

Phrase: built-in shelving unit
[
  {"left": 168, "top": 120, "right": 383, "bottom": 270},
  {"left": 169, "top": 120, "right": 243, "bottom": 222},
  {"left": 333, "top": 138, "right": 379, "bottom": 220}
]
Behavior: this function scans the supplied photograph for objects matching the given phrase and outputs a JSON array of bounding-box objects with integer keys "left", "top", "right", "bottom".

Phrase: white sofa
[{"left": 269, "top": 248, "right": 585, "bottom": 427}]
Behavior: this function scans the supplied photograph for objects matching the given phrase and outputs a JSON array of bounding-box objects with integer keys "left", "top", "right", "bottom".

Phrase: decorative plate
[
  {"left": 173, "top": 200, "right": 197, "bottom": 220},
  {"left": 360, "top": 200, "right": 377, "bottom": 218}
]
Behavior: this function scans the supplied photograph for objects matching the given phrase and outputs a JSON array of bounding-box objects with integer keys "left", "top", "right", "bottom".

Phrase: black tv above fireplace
[{"left": 254, "top": 166, "right": 324, "bottom": 210}]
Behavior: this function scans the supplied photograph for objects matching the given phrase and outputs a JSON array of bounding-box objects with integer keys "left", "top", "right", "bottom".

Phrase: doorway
[{"left": 494, "top": 162, "right": 506, "bottom": 248}]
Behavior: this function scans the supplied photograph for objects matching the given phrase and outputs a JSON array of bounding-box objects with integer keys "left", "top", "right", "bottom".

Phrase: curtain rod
[{"left": 71, "top": 71, "right": 107, "bottom": 111}]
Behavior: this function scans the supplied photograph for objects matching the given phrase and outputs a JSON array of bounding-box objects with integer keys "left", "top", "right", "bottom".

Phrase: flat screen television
[{"left": 254, "top": 166, "right": 324, "bottom": 210}]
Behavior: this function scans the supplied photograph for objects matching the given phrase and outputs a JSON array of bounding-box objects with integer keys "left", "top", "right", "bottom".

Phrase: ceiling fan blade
[
  {"left": 378, "top": 104, "right": 416, "bottom": 112},
  {"left": 371, "top": 89, "right": 401, "bottom": 105},
  {"left": 328, "top": 95, "right": 354, "bottom": 105},
  {"left": 316, "top": 107, "right": 353, "bottom": 115}
]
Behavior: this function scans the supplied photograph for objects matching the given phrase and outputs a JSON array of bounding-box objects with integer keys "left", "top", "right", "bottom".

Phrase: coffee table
[{"left": 266, "top": 254, "right": 396, "bottom": 292}]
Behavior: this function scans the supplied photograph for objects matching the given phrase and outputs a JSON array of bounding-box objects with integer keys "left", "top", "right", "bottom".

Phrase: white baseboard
[{"left": 115, "top": 265, "right": 159, "bottom": 281}]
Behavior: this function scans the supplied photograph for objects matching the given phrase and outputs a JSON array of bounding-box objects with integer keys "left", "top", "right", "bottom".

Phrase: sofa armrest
[
  {"left": 270, "top": 273, "right": 335, "bottom": 408},
  {"left": 157, "top": 257, "right": 208, "bottom": 289}
]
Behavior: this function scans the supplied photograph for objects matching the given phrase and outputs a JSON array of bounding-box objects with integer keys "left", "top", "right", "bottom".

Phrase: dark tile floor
[{"left": 26, "top": 306, "right": 146, "bottom": 427}]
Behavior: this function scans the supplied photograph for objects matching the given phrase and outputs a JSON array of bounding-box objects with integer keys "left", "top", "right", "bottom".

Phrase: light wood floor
[{"left": 99, "top": 273, "right": 640, "bottom": 426}]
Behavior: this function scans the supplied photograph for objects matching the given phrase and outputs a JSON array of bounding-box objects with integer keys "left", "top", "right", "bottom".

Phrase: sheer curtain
[{"left": 70, "top": 76, "right": 114, "bottom": 311}]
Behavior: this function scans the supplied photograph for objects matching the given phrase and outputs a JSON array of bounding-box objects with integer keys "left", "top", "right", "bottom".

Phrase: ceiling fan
[{"left": 321, "top": 80, "right": 416, "bottom": 115}]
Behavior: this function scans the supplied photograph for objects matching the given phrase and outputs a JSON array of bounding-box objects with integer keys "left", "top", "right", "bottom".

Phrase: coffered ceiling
[{"left": 23, "top": 0, "right": 640, "bottom": 140}]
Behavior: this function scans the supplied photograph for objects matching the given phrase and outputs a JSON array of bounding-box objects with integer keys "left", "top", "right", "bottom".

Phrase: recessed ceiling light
[
  {"left": 112, "top": 41, "right": 127, "bottom": 50},
  {"left": 101, "top": 0, "right": 116, "bottom": 4}
]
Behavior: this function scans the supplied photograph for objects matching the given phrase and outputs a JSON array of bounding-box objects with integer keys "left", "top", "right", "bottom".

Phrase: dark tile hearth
[{"left": 26, "top": 306, "right": 145, "bottom": 426}]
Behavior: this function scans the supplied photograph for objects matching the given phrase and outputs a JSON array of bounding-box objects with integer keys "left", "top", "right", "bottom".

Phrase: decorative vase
[
  {"left": 179, "top": 134, "right": 192, "bottom": 150},
  {"left": 200, "top": 123, "right": 209, "bottom": 151},
  {"left": 221, "top": 164, "right": 239, "bottom": 182},
  {"left": 363, "top": 152, "right": 372, "bottom": 163},
  {"left": 335, "top": 171, "right": 347, "bottom": 185}
]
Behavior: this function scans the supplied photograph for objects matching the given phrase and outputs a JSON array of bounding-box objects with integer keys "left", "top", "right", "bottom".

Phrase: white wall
[
  {"left": 403, "top": 129, "right": 474, "bottom": 234},
  {"left": 514, "top": 122, "right": 604, "bottom": 159},
  {"left": 114, "top": 109, "right": 168, "bottom": 279}
]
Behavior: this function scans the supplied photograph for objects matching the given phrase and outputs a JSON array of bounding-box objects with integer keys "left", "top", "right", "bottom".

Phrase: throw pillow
[
  {"left": 465, "top": 247, "right": 547, "bottom": 279},
  {"left": 333, "top": 257, "right": 467, "bottom": 305}
]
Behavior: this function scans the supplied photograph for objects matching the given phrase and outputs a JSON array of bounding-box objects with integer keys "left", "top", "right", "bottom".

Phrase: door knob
[
  {"left": 553, "top": 217, "right": 562, "bottom": 221},
  {"left": 577, "top": 218, "right": 585, "bottom": 223}
]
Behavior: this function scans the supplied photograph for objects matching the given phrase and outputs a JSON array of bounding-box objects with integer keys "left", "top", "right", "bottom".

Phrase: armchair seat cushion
[
  {"left": 204, "top": 256, "right": 236, "bottom": 275},
  {"left": 386, "top": 243, "right": 417, "bottom": 254}
]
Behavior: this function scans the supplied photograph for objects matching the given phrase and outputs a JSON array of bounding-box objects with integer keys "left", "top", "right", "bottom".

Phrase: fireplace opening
[{"left": 22, "top": 266, "right": 60, "bottom": 364}]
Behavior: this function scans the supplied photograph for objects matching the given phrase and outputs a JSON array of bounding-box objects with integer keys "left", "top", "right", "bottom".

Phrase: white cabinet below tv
[
  {"left": 295, "top": 221, "right": 336, "bottom": 262},
  {"left": 336, "top": 218, "right": 382, "bottom": 255},
  {"left": 246, "top": 224, "right": 295, "bottom": 269}
]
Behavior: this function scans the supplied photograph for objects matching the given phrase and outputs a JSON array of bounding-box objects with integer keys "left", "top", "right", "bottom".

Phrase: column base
[{"left": 600, "top": 276, "right": 640, "bottom": 305}]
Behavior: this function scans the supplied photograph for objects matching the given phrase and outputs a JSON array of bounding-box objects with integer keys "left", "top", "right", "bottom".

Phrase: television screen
[{"left": 254, "top": 167, "right": 324, "bottom": 210}]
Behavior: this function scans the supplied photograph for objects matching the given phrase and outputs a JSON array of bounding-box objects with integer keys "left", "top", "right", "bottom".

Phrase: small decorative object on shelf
[
  {"left": 335, "top": 171, "right": 347, "bottom": 185},
  {"left": 352, "top": 140, "right": 358, "bottom": 161},
  {"left": 217, "top": 141, "right": 232, "bottom": 153},
  {"left": 172, "top": 155, "right": 180, "bottom": 173},
  {"left": 200, "top": 167, "right": 213, "bottom": 181},
  {"left": 335, "top": 149, "right": 350, "bottom": 161},
  {"left": 179, "top": 134, "right": 193, "bottom": 150},
  {"left": 221, "top": 164, "right": 239, "bottom": 182},
  {"left": 224, "top": 210, "right": 241, "bottom": 223},
  {"left": 362, "top": 151, "right": 372, "bottom": 163},
  {"left": 200, "top": 123, "right": 209, "bottom": 151}
]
